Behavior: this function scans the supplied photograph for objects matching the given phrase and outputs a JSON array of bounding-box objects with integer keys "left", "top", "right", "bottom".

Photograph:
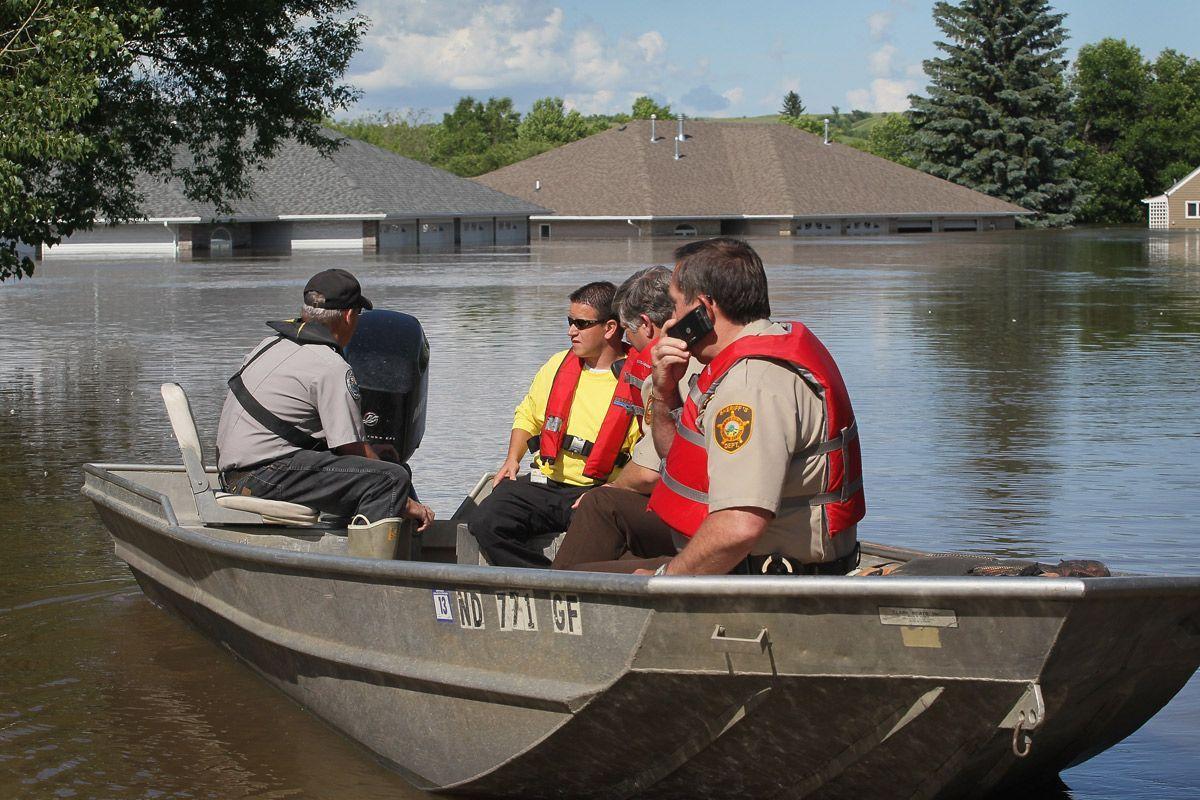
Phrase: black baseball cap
[{"left": 303, "top": 269, "right": 373, "bottom": 310}]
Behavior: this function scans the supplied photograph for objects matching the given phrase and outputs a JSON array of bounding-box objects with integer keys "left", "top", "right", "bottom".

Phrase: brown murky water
[{"left": 1, "top": 229, "right": 1198, "bottom": 798}]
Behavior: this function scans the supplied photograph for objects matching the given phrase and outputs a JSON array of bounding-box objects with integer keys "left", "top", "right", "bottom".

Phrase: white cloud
[
  {"left": 845, "top": 78, "right": 917, "bottom": 112},
  {"left": 867, "top": 11, "right": 893, "bottom": 41},
  {"left": 637, "top": 31, "right": 666, "bottom": 63},
  {"left": 722, "top": 87, "right": 744, "bottom": 106},
  {"left": 868, "top": 43, "right": 897, "bottom": 78},
  {"left": 564, "top": 89, "right": 616, "bottom": 115},
  {"left": 349, "top": 1, "right": 669, "bottom": 113}
]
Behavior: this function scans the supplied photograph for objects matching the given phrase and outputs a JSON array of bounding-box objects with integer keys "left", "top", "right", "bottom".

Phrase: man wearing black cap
[{"left": 215, "top": 269, "right": 434, "bottom": 556}]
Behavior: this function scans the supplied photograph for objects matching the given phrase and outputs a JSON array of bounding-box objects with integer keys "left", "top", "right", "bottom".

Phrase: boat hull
[{"left": 84, "top": 465, "right": 1200, "bottom": 799}]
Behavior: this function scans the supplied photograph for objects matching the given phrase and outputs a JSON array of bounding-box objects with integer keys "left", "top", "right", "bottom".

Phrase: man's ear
[
  {"left": 698, "top": 294, "right": 719, "bottom": 321},
  {"left": 603, "top": 319, "right": 621, "bottom": 342}
]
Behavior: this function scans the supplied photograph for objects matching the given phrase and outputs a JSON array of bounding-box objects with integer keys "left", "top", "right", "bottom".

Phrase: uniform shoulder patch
[
  {"left": 714, "top": 404, "right": 753, "bottom": 453},
  {"left": 346, "top": 370, "right": 361, "bottom": 402}
]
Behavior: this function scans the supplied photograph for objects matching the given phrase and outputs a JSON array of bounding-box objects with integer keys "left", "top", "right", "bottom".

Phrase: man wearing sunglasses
[{"left": 466, "top": 281, "right": 641, "bottom": 568}]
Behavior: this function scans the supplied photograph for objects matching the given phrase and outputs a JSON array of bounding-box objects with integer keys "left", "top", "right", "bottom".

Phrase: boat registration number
[{"left": 496, "top": 589, "right": 539, "bottom": 631}]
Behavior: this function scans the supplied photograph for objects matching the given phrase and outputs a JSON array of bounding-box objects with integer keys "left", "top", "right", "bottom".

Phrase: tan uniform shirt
[{"left": 696, "top": 319, "right": 857, "bottom": 563}]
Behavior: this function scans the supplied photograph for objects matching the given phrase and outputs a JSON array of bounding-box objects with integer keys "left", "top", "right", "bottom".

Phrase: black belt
[{"left": 732, "top": 544, "right": 861, "bottom": 576}]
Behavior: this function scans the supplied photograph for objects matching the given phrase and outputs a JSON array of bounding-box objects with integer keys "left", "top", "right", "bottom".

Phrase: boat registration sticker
[
  {"left": 432, "top": 590, "right": 454, "bottom": 623},
  {"left": 456, "top": 591, "right": 487, "bottom": 630},
  {"left": 877, "top": 607, "right": 959, "bottom": 628},
  {"left": 551, "top": 593, "right": 582, "bottom": 635},
  {"left": 495, "top": 590, "right": 539, "bottom": 632}
]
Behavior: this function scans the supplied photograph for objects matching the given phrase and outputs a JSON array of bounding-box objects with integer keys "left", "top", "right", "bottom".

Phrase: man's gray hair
[
  {"left": 301, "top": 304, "right": 344, "bottom": 325},
  {"left": 615, "top": 265, "right": 674, "bottom": 329}
]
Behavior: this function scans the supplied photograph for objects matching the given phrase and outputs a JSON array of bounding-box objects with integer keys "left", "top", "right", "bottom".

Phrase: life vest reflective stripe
[
  {"left": 647, "top": 322, "right": 865, "bottom": 538},
  {"left": 585, "top": 344, "right": 653, "bottom": 479},
  {"left": 536, "top": 347, "right": 639, "bottom": 480}
]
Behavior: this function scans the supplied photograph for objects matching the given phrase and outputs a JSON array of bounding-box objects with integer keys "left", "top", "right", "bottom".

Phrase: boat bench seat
[{"left": 161, "top": 383, "right": 320, "bottom": 527}]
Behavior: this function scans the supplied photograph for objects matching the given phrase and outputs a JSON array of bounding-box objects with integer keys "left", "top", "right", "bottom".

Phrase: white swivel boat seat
[{"left": 160, "top": 383, "right": 319, "bottom": 526}]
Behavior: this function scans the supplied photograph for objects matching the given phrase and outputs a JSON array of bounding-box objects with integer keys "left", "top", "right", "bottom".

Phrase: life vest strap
[
  {"left": 675, "top": 417, "right": 706, "bottom": 447},
  {"left": 227, "top": 337, "right": 328, "bottom": 452}
]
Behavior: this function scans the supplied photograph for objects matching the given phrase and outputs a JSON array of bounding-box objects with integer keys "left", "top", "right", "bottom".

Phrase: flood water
[{"left": 1, "top": 229, "right": 1198, "bottom": 798}]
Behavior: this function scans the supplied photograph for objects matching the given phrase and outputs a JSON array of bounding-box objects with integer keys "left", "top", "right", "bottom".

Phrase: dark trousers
[
  {"left": 223, "top": 450, "right": 413, "bottom": 523},
  {"left": 467, "top": 475, "right": 589, "bottom": 568},
  {"left": 551, "top": 485, "right": 677, "bottom": 573}
]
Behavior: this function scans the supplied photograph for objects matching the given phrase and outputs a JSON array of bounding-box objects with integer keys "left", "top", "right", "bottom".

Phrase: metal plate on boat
[{"left": 878, "top": 607, "right": 959, "bottom": 628}]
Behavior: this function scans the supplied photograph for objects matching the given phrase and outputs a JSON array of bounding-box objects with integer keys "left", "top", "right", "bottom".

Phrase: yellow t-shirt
[{"left": 513, "top": 349, "right": 641, "bottom": 486}]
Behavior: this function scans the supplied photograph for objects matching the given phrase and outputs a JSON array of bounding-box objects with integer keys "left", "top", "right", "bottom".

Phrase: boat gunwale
[{"left": 82, "top": 462, "right": 1200, "bottom": 601}]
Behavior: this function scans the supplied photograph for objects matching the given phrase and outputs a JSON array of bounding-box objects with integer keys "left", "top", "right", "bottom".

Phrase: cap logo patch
[
  {"left": 363, "top": 411, "right": 380, "bottom": 427},
  {"left": 714, "top": 404, "right": 752, "bottom": 453},
  {"left": 346, "top": 370, "right": 361, "bottom": 402}
]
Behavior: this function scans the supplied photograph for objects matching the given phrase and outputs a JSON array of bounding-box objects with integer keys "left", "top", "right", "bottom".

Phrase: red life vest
[
  {"left": 536, "top": 347, "right": 641, "bottom": 480},
  {"left": 647, "top": 323, "right": 865, "bottom": 538},
  {"left": 584, "top": 344, "right": 653, "bottom": 479}
]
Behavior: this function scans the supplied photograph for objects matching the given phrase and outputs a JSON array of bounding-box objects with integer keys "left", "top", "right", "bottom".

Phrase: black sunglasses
[{"left": 567, "top": 316, "right": 607, "bottom": 330}]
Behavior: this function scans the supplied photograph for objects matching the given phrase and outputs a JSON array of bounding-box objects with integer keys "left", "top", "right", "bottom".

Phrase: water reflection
[{"left": 1, "top": 230, "right": 1198, "bottom": 798}]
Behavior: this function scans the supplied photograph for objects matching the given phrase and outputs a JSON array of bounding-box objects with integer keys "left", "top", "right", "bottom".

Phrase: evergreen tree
[
  {"left": 908, "top": 0, "right": 1084, "bottom": 225},
  {"left": 780, "top": 91, "right": 805, "bottom": 118}
]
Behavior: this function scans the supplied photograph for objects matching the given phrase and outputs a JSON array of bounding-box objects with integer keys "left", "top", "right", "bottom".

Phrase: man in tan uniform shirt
[{"left": 644, "top": 238, "right": 861, "bottom": 576}]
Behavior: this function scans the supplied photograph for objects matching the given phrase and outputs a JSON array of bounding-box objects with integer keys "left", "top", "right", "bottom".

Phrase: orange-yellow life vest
[{"left": 536, "top": 346, "right": 641, "bottom": 480}]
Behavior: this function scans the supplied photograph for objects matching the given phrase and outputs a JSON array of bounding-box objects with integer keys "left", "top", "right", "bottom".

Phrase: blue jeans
[{"left": 224, "top": 450, "right": 414, "bottom": 522}]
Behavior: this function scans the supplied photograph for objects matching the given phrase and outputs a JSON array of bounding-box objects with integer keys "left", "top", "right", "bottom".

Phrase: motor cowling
[{"left": 345, "top": 310, "right": 429, "bottom": 464}]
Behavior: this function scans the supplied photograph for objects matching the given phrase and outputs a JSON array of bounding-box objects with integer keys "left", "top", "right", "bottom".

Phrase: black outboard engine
[{"left": 345, "top": 310, "right": 429, "bottom": 463}]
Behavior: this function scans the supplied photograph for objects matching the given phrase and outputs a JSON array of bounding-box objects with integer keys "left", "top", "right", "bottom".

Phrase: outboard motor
[{"left": 345, "top": 310, "right": 429, "bottom": 463}]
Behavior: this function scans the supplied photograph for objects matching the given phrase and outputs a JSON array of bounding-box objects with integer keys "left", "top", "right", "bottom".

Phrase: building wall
[
  {"left": 379, "top": 219, "right": 418, "bottom": 249},
  {"left": 45, "top": 223, "right": 177, "bottom": 258},
  {"left": 495, "top": 217, "right": 528, "bottom": 245},
  {"left": 534, "top": 216, "right": 1017, "bottom": 239},
  {"left": 252, "top": 222, "right": 293, "bottom": 252},
  {"left": 1170, "top": 176, "right": 1200, "bottom": 229},
  {"left": 460, "top": 217, "right": 495, "bottom": 246},
  {"left": 291, "top": 220, "right": 363, "bottom": 250},
  {"left": 417, "top": 219, "right": 454, "bottom": 247}
]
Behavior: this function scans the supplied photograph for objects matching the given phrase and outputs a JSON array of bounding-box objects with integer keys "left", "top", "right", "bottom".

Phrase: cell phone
[{"left": 670, "top": 304, "right": 714, "bottom": 348}]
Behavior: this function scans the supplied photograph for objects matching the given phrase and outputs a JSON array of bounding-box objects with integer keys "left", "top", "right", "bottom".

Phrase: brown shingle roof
[{"left": 475, "top": 120, "right": 1027, "bottom": 218}]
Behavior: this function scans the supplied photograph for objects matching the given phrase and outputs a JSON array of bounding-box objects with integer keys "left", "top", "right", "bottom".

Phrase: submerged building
[
  {"left": 476, "top": 119, "right": 1028, "bottom": 238},
  {"left": 40, "top": 133, "right": 545, "bottom": 259},
  {"left": 1143, "top": 165, "right": 1200, "bottom": 230}
]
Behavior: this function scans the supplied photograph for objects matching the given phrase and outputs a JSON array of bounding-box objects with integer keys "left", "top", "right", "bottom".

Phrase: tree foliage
[
  {"left": 0, "top": 0, "right": 365, "bottom": 280},
  {"left": 1070, "top": 40, "right": 1200, "bottom": 223},
  {"left": 630, "top": 96, "right": 673, "bottom": 120},
  {"left": 865, "top": 114, "right": 917, "bottom": 167},
  {"left": 518, "top": 97, "right": 597, "bottom": 145},
  {"left": 908, "top": 0, "right": 1084, "bottom": 226},
  {"left": 328, "top": 110, "right": 435, "bottom": 164},
  {"left": 780, "top": 90, "right": 805, "bottom": 118}
]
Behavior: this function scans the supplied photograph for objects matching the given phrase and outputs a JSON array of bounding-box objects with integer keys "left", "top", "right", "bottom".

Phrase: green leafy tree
[
  {"left": 1, "top": 0, "right": 365, "bottom": 280},
  {"left": 517, "top": 97, "right": 593, "bottom": 145},
  {"left": 908, "top": 0, "right": 1083, "bottom": 226},
  {"left": 430, "top": 96, "right": 521, "bottom": 174},
  {"left": 866, "top": 114, "right": 917, "bottom": 167},
  {"left": 781, "top": 115, "right": 824, "bottom": 136},
  {"left": 328, "top": 110, "right": 436, "bottom": 163},
  {"left": 780, "top": 90, "right": 805, "bottom": 118},
  {"left": 1070, "top": 41, "right": 1200, "bottom": 223},
  {"left": 630, "top": 96, "right": 673, "bottom": 119}
]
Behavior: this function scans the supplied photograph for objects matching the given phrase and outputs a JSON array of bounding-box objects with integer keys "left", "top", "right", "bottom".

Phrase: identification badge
[{"left": 530, "top": 471, "right": 548, "bottom": 484}]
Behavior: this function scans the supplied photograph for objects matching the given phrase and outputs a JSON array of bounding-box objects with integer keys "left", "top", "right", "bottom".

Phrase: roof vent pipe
[
  {"left": 823, "top": 119, "right": 830, "bottom": 145},
  {"left": 674, "top": 135, "right": 680, "bottom": 160},
  {"left": 650, "top": 114, "right": 656, "bottom": 142},
  {"left": 677, "top": 114, "right": 685, "bottom": 141},
  {"left": 535, "top": 179, "right": 541, "bottom": 191}
]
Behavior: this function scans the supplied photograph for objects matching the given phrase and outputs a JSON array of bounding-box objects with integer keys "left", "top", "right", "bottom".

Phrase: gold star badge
[{"left": 714, "top": 404, "right": 753, "bottom": 453}]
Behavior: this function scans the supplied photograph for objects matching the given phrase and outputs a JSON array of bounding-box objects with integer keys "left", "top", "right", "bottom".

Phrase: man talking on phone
[{"left": 640, "top": 237, "right": 866, "bottom": 576}]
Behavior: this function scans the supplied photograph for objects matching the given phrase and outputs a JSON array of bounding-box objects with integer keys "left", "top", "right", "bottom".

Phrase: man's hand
[
  {"left": 651, "top": 327, "right": 690, "bottom": 401},
  {"left": 493, "top": 458, "right": 521, "bottom": 486},
  {"left": 402, "top": 497, "right": 435, "bottom": 532}
]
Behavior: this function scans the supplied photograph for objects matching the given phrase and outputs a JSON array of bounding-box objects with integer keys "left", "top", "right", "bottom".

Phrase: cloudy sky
[{"left": 345, "top": 0, "right": 1200, "bottom": 119}]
